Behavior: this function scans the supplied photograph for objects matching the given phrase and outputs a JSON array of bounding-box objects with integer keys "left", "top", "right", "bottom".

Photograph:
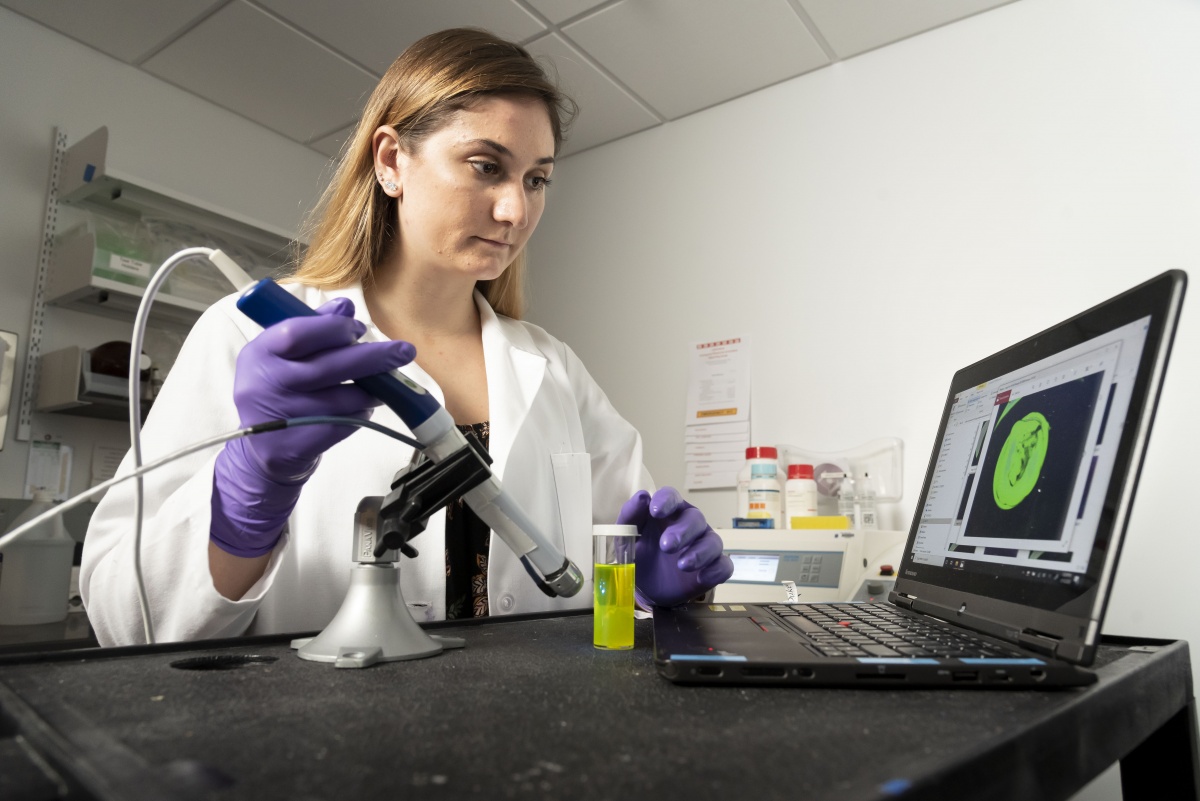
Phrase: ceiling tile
[
  {"left": 0, "top": 0, "right": 221, "bottom": 63},
  {"left": 797, "top": 0, "right": 1020, "bottom": 59},
  {"left": 526, "top": 33, "right": 660, "bottom": 157},
  {"left": 142, "top": 1, "right": 376, "bottom": 145},
  {"left": 564, "top": 0, "right": 829, "bottom": 121},
  {"left": 523, "top": 0, "right": 610, "bottom": 26},
  {"left": 309, "top": 124, "right": 357, "bottom": 160},
  {"left": 258, "top": 0, "right": 547, "bottom": 75}
]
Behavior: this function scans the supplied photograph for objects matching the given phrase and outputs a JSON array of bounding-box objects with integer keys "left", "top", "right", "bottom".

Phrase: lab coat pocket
[{"left": 550, "top": 452, "right": 592, "bottom": 562}]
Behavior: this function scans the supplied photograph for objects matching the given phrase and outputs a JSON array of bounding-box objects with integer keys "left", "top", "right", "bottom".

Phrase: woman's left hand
[{"left": 617, "top": 487, "right": 735, "bottom": 608}]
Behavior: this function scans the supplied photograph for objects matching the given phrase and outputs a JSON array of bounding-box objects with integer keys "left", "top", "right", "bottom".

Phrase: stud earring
[{"left": 383, "top": 180, "right": 397, "bottom": 192}]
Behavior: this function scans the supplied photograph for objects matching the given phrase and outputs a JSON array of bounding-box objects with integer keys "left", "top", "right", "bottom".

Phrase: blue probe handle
[{"left": 236, "top": 278, "right": 441, "bottom": 429}]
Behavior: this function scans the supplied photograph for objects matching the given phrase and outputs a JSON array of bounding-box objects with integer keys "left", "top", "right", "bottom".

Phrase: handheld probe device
[{"left": 236, "top": 278, "right": 585, "bottom": 598}]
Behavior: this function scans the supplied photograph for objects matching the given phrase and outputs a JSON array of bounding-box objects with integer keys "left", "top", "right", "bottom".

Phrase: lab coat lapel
[{"left": 477, "top": 292, "right": 546, "bottom": 483}]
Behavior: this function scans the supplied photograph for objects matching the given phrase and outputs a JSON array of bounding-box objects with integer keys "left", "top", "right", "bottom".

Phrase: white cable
[
  {"left": 0, "top": 416, "right": 421, "bottom": 635},
  {"left": 0, "top": 427, "right": 251, "bottom": 555},
  {"left": 127, "top": 248, "right": 255, "bottom": 644},
  {"left": 127, "top": 247, "right": 211, "bottom": 644}
]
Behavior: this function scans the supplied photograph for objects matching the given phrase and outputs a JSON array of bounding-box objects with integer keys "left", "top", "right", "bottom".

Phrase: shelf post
[{"left": 16, "top": 127, "right": 68, "bottom": 442}]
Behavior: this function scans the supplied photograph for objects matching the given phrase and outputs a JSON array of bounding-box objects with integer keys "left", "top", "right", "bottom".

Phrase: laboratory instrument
[
  {"left": 236, "top": 278, "right": 586, "bottom": 666},
  {"left": 237, "top": 277, "right": 585, "bottom": 601},
  {"left": 777, "top": 438, "right": 903, "bottom": 518},
  {"left": 711, "top": 528, "right": 905, "bottom": 604}
]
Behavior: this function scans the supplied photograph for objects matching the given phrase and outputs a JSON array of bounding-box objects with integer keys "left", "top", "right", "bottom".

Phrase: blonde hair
[{"left": 287, "top": 28, "right": 575, "bottom": 320}]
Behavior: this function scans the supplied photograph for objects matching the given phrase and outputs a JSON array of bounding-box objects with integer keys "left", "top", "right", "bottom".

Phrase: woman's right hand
[{"left": 210, "top": 297, "right": 416, "bottom": 558}]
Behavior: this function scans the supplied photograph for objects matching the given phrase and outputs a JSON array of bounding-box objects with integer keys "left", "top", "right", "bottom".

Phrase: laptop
[{"left": 654, "top": 270, "right": 1187, "bottom": 688}]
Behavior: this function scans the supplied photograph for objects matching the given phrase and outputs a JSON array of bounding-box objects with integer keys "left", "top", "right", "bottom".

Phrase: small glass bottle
[
  {"left": 857, "top": 472, "right": 879, "bottom": 530},
  {"left": 837, "top": 474, "right": 859, "bottom": 529}
]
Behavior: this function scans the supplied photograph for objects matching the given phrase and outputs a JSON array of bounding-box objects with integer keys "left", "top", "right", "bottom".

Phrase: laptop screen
[{"left": 898, "top": 271, "right": 1185, "bottom": 626}]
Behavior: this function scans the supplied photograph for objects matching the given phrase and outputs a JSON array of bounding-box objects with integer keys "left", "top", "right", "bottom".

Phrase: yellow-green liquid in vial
[{"left": 593, "top": 562, "right": 635, "bottom": 650}]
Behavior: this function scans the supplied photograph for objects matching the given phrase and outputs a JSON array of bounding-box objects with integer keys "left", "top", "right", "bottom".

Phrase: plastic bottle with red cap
[
  {"left": 736, "top": 446, "right": 781, "bottom": 526},
  {"left": 784, "top": 463, "right": 819, "bottom": 527}
]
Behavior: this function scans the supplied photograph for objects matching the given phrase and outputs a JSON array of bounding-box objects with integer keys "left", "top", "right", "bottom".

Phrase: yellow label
[{"left": 696, "top": 408, "right": 738, "bottom": 418}]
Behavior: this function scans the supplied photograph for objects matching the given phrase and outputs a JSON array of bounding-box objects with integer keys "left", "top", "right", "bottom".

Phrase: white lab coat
[{"left": 80, "top": 283, "right": 652, "bottom": 646}]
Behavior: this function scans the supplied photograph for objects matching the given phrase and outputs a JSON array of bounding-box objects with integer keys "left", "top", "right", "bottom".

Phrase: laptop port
[
  {"left": 694, "top": 666, "right": 723, "bottom": 677},
  {"left": 952, "top": 671, "right": 979, "bottom": 682},
  {"left": 740, "top": 667, "right": 787, "bottom": 678},
  {"left": 1030, "top": 668, "right": 1047, "bottom": 682}
]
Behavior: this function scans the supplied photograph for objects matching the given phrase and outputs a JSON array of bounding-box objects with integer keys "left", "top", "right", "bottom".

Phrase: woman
[{"left": 81, "top": 28, "right": 733, "bottom": 646}]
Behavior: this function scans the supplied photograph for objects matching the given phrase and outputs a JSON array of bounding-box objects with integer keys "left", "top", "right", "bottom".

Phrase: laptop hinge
[
  {"left": 1017, "top": 629, "right": 1062, "bottom": 659},
  {"left": 894, "top": 594, "right": 916, "bottom": 610}
]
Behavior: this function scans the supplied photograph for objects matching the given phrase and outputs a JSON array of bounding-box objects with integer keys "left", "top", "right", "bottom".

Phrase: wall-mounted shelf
[
  {"left": 15, "top": 126, "right": 299, "bottom": 441},
  {"left": 59, "top": 127, "right": 295, "bottom": 258},
  {"left": 47, "top": 228, "right": 208, "bottom": 329},
  {"left": 36, "top": 346, "right": 151, "bottom": 423}
]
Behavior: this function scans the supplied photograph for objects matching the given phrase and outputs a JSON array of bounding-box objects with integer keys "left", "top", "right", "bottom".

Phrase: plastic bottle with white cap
[{"left": 0, "top": 491, "right": 75, "bottom": 625}]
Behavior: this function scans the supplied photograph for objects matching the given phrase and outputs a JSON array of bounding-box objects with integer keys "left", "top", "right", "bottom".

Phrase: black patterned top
[{"left": 444, "top": 421, "right": 491, "bottom": 620}]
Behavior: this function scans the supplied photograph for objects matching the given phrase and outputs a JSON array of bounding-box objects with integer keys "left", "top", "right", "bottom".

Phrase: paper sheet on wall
[
  {"left": 25, "top": 440, "right": 73, "bottom": 500},
  {"left": 684, "top": 337, "right": 750, "bottom": 490}
]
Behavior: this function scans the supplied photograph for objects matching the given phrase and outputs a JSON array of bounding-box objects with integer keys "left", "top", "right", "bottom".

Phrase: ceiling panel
[
  {"left": 0, "top": 0, "right": 221, "bottom": 63},
  {"left": 526, "top": 34, "right": 660, "bottom": 157},
  {"left": 523, "top": 0, "right": 611, "bottom": 26},
  {"left": 564, "top": 0, "right": 830, "bottom": 121},
  {"left": 258, "top": 0, "right": 548, "bottom": 75},
  {"left": 142, "top": 1, "right": 376, "bottom": 144},
  {"left": 4, "top": 0, "right": 1026, "bottom": 159},
  {"left": 796, "top": 0, "right": 1019, "bottom": 59},
  {"left": 309, "top": 124, "right": 357, "bottom": 160}
]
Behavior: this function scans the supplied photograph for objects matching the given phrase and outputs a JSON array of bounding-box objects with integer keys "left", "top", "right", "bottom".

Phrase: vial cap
[
  {"left": 745, "top": 446, "right": 778, "bottom": 459},
  {"left": 788, "top": 464, "right": 815, "bottom": 480},
  {"left": 593, "top": 524, "right": 638, "bottom": 538}
]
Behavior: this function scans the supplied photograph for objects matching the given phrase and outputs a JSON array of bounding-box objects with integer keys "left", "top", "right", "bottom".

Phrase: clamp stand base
[{"left": 291, "top": 563, "right": 465, "bottom": 669}]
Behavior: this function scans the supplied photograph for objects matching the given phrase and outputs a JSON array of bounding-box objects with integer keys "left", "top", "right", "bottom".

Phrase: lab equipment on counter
[
  {"left": 37, "top": 342, "right": 157, "bottom": 419},
  {"left": 777, "top": 438, "right": 903, "bottom": 520},
  {"left": 736, "top": 446, "right": 781, "bottom": 519},
  {"left": 784, "top": 463, "right": 818, "bottom": 525},
  {"left": 234, "top": 277, "right": 586, "bottom": 666},
  {"left": 711, "top": 528, "right": 906, "bottom": 605},
  {"left": 237, "top": 277, "right": 585, "bottom": 602},
  {"left": 0, "top": 491, "right": 75, "bottom": 625},
  {"left": 593, "top": 525, "right": 637, "bottom": 650},
  {"left": 288, "top": 452, "right": 484, "bottom": 666},
  {"left": 835, "top": 472, "right": 879, "bottom": 530},
  {"left": 747, "top": 463, "right": 783, "bottom": 528}
]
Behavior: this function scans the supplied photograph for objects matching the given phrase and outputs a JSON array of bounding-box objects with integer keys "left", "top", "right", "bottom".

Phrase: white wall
[
  {"left": 0, "top": 7, "right": 330, "bottom": 499},
  {"left": 530, "top": 1, "right": 1198, "bottom": 791},
  {"left": 533, "top": 0, "right": 1199, "bottom": 635}
]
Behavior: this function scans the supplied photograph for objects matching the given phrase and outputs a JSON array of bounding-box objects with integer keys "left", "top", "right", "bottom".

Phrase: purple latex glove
[
  {"left": 617, "top": 487, "right": 735, "bottom": 608},
  {"left": 210, "top": 297, "right": 417, "bottom": 557}
]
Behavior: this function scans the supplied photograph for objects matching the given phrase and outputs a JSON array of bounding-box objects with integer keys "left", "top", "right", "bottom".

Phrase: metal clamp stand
[{"left": 291, "top": 433, "right": 493, "bottom": 668}]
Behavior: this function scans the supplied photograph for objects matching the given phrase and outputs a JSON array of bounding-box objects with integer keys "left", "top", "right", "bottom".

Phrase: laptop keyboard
[{"left": 767, "top": 602, "right": 1026, "bottom": 659}]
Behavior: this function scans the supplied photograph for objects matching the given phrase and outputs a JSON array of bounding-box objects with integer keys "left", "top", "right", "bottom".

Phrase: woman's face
[{"left": 385, "top": 94, "right": 556, "bottom": 283}]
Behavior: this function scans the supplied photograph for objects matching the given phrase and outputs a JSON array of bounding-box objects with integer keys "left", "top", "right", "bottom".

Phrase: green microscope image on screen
[{"left": 992, "top": 402, "right": 1050, "bottom": 510}]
